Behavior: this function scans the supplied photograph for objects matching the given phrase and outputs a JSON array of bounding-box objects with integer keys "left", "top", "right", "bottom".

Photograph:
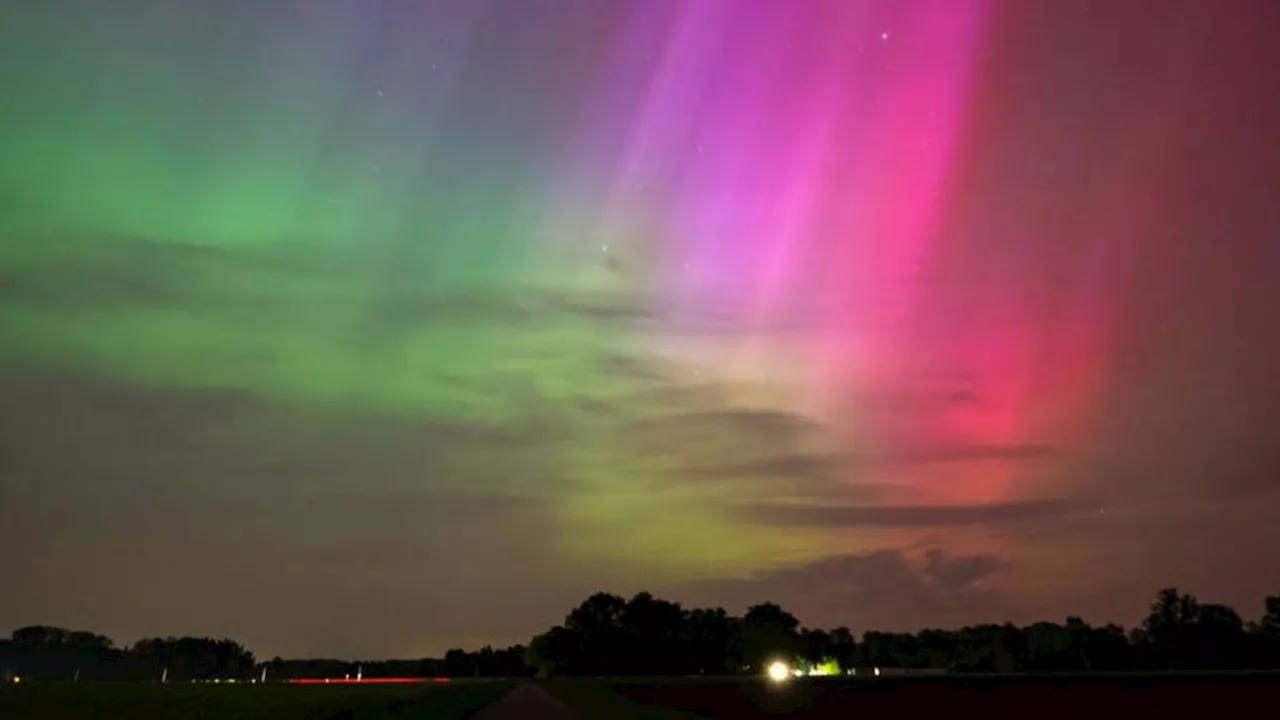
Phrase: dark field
[
  {"left": 545, "top": 673, "right": 1280, "bottom": 720},
  {"left": 0, "top": 680, "right": 513, "bottom": 720},
  {"left": 5, "top": 674, "right": 1280, "bottom": 720}
]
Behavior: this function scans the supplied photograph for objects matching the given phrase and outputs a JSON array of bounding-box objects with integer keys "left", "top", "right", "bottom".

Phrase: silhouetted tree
[
  {"left": 949, "top": 624, "right": 1020, "bottom": 672},
  {"left": 910, "top": 629, "right": 952, "bottom": 669},
  {"left": 12, "top": 626, "right": 70, "bottom": 646},
  {"left": 620, "top": 591, "right": 686, "bottom": 674},
  {"left": 798, "top": 628, "right": 831, "bottom": 669},
  {"left": 131, "top": 637, "right": 255, "bottom": 680},
  {"left": 1082, "top": 622, "right": 1131, "bottom": 670},
  {"left": 740, "top": 603, "right": 801, "bottom": 671},
  {"left": 1135, "top": 588, "right": 1190, "bottom": 668},
  {"left": 565, "top": 592, "right": 627, "bottom": 674},
  {"left": 442, "top": 648, "right": 473, "bottom": 677},
  {"left": 1026, "top": 622, "right": 1077, "bottom": 671},
  {"left": 1193, "top": 603, "right": 1247, "bottom": 669},
  {"left": 827, "top": 627, "right": 857, "bottom": 671},
  {"left": 67, "top": 630, "right": 114, "bottom": 650},
  {"left": 1130, "top": 587, "right": 1255, "bottom": 670},
  {"left": 683, "top": 607, "right": 739, "bottom": 675},
  {"left": 3, "top": 626, "right": 128, "bottom": 681},
  {"left": 1262, "top": 596, "right": 1280, "bottom": 636},
  {"left": 526, "top": 625, "right": 578, "bottom": 677}
]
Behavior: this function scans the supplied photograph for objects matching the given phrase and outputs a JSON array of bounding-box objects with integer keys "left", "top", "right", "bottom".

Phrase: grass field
[
  {"left": 6, "top": 674, "right": 1280, "bottom": 719},
  {"left": 540, "top": 679, "right": 705, "bottom": 719},
  {"left": 0, "top": 680, "right": 513, "bottom": 720},
  {"left": 544, "top": 673, "right": 1280, "bottom": 719}
]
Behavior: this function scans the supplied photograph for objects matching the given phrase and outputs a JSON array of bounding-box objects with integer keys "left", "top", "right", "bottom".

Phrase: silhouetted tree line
[
  {"left": 0, "top": 627, "right": 531, "bottom": 682},
  {"left": 258, "top": 645, "right": 531, "bottom": 681},
  {"left": 6, "top": 588, "right": 1280, "bottom": 681},
  {"left": 522, "top": 588, "right": 1280, "bottom": 676},
  {"left": 0, "top": 628, "right": 254, "bottom": 682}
]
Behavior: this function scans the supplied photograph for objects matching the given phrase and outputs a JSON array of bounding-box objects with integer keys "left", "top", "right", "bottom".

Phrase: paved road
[{"left": 470, "top": 682, "right": 579, "bottom": 720}]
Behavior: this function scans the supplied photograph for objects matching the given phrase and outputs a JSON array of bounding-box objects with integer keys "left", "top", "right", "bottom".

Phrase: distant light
[
  {"left": 291, "top": 678, "right": 430, "bottom": 685},
  {"left": 881, "top": 32, "right": 889, "bottom": 40},
  {"left": 874, "top": 667, "right": 881, "bottom": 676},
  {"left": 811, "top": 659, "right": 839, "bottom": 676},
  {"left": 12, "top": 676, "right": 19, "bottom": 684},
  {"left": 767, "top": 661, "right": 791, "bottom": 682}
]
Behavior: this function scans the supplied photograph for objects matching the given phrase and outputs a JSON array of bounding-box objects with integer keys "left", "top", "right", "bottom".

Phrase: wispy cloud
[
  {"left": 734, "top": 498, "right": 1078, "bottom": 529},
  {"left": 877, "top": 443, "right": 1055, "bottom": 465},
  {"left": 673, "top": 548, "right": 1011, "bottom": 632}
]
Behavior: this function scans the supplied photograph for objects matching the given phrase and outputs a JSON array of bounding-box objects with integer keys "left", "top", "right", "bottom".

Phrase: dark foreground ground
[
  {"left": 545, "top": 672, "right": 1280, "bottom": 720},
  {"left": 4, "top": 674, "right": 1280, "bottom": 720},
  {"left": 0, "top": 680, "right": 513, "bottom": 720}
]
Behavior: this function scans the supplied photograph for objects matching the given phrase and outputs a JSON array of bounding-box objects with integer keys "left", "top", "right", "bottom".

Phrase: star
[{"left": 881, "top": 32, "right": 889, "bottom": 41}]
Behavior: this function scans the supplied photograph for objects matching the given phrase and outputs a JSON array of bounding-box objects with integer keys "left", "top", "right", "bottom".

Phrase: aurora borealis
[{"left": 2, "top": 0, "right": 1279, "bottom": 659}]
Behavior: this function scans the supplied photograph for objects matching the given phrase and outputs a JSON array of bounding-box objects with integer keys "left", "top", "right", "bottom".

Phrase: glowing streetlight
[{"left": 767, "top": 661, "right": 791, "bottom": 682}]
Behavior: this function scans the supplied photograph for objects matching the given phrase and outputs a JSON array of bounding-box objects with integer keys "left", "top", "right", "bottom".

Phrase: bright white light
[
  {"left": 767, "top": 661, "right": 791, "bottom": 682},
  {"left": 874, "top": 666, "right": 881, "bottom": 676}
]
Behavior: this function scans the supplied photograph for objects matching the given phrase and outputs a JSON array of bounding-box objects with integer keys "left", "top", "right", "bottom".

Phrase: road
[{"left": 470, "top": 682, "right": 578, "bottom": 720}]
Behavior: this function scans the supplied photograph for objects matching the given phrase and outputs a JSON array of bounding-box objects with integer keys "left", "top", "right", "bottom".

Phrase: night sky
[{"left": 2, "top": 0, "right": 1279, "bottom": 660}]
